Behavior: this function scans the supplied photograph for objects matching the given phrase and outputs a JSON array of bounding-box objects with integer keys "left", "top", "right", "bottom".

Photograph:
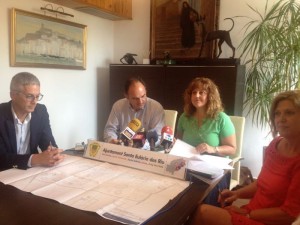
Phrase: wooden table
[{"left": 0, "top": 176, "right": 214, "bottom": 225}]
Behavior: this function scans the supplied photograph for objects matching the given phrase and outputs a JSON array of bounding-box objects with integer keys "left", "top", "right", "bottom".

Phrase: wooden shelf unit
[{"left": 44, "top": 0, "right": 132, "bottom": 20}]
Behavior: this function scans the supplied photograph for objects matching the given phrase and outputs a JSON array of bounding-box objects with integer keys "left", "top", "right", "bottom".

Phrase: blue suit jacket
[{"left": 0, "top": 101, "right": 57, "bottom": 171}]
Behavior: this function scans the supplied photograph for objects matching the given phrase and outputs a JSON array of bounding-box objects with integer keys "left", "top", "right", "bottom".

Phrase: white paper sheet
[
  {"left": 170, "top": 139, "right": 233, "bottom": 170},
  {"left": 187, "top": 160, "right": 224, "bottom": 178}
]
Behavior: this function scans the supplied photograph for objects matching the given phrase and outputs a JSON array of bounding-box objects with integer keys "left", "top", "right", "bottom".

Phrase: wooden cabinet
[
  {"left": 44, "top": 0, "right": 132, "bottom": 20},
  {"left": 110, "top": 65, "right": 166, "bottom": 107},
  {"left": 110, "top": 61, "right": 245, "bottom": 119}
]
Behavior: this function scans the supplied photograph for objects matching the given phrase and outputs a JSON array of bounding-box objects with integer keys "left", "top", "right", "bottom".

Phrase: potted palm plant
[{"left": 238, "top": 0, "right": 300, "bottom": 127}]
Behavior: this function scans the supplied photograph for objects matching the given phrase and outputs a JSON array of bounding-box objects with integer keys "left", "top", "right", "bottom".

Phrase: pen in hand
[
  {"left": 218, "top": 189, "right": 226, "bottom": 207},
  {"left": 218, "top": 189, "right": 231, "bottom": 208},
  {"left": 50, "top": 141, "right": 53, "bottom": 151}
]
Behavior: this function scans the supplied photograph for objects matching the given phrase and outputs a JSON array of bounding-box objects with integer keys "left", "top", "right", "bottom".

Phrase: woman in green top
[
  {"left": 176, "top": 77, "right": 236, "bottom": 206},
  {"left": 177, "top": 77, "right": 236, "bottom": 155}
]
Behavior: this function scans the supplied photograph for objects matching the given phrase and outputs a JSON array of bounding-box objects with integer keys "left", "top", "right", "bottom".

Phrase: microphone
[
  {"left": 120, "top": 118, "right": 142, "bottom": 146},
  {"left": 132, "top": 128, "right": 146, "bottom": 148},
  {"left": 160, "top": 126, "right": 174, "bottom": 153},
  {"left": 146, "top": 130, "right": 158, "bottom": 151}
]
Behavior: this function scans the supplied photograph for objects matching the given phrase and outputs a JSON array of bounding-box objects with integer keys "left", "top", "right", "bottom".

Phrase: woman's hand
[
  {"left": 195, "top": 143, "right": 216, "bottom": 154},
  {"left": 218, "top": 189, "right": 239, "bottom": 207}
]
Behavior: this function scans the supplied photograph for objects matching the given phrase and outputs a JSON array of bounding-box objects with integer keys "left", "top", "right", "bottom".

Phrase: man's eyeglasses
[{"left": 17, "top": 92, "right": 44, "bottom": 101}]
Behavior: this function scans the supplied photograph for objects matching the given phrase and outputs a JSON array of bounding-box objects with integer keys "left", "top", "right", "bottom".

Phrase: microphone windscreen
[
  {"left": 146, "top": 130, "right": 158, "bottom": 151},
  {"left": 146, "top": 130, "right": 158, "bottom": 142},
  {"left": 120, "top": 118, "right": 142, "bottom": 145},
  {"left": 161, "top": 126, "right": 173, "bottom": 135},
  {"left": 132, "top": 131, "right": 146, "bottom": 148},
  {"left": 128, "top": 118, "right": 142, "bottom": 132},
  {"left": 161, "top": 126, "right": 174, "bottom": 151}
]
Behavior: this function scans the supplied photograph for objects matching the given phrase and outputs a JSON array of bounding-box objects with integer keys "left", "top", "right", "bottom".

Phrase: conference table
[{"left": 0, "top": 150, "right": 223, "bottom": 225}]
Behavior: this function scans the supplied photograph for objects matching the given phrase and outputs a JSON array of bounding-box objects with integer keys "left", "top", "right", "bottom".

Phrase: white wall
[
  {"left": 0, "top": 0, "right": 114, "bottom": 149},
  {"left": 0, "top": 0, "right": 282, "bottom": 177},
  {"left": 114, "top": 1, "right": 151, "bottom": 63}
]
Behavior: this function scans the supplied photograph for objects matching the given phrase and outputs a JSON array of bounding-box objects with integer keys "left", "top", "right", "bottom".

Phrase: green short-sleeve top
[{"left": 177, "top": 112, "right": 235, "bottom": 147}]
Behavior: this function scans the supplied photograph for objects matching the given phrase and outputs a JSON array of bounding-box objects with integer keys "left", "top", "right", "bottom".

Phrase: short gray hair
[{"left": 10, "top": 72, "right": 40, "bottom": 91}]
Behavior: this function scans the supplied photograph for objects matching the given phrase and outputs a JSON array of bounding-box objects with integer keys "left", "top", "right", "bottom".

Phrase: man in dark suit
[{"left": 0, "top": 72, "right": 64, "bottom": 171}]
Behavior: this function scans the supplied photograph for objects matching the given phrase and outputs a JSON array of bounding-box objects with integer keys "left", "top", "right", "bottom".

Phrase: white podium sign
[{"left": 83, "top": 141, "right": 187, "bottom": 180}]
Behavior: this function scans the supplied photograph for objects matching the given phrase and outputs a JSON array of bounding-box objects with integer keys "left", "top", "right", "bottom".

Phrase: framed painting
[
  {"left": 150, "top": 0, "right": 220, "bottom": 63},
  {"left": 10, "top": 8, "right": 87, "bottom": 70}
]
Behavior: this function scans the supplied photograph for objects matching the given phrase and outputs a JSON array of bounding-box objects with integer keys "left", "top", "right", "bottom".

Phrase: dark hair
[
  {"left": 270, "top": 89, "right": 300, "bottom": 137},
  {"left": 124, "top": 77, "right": 146, "bottom": 94},
  {"left": 183, "top": 77, "right": 223, "bottom": 119},
  {"left": 10, "top": 72, "right": 40, "bottom": 92},
  {"left": 182, "top": 1, "right": 189, "bottom": 7}
]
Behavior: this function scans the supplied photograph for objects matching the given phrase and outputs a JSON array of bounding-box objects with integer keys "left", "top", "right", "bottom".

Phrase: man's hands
[
  {"left": 109, "top": 139, "right": 123, "bottom": 145},
  {"left": 31, "top": 145, "right": 64, "bottom": 167},
  {"left": 109, "top": 139, "right": 134, "bottom": 147}
]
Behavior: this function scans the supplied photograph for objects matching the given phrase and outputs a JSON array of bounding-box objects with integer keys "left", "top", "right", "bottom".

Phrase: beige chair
[
  {"left": 164, "top": 110, "right": 178, "bottom": 132},
  {"left": 229, "top": 116, "right": 246, "bottom": 190}
]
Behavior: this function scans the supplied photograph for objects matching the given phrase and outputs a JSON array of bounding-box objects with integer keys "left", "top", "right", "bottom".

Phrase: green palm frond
[{"left": 237, "top": 0, "right": 300, "bottom": 127}]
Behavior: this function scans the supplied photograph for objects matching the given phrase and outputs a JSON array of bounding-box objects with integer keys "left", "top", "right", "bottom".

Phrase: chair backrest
[
  {"left": 229, "top": 116, "right": 246, "bottom": 189},
  {"left": 230, "top": 116, "right": 245, "bottom": 160},
  {"left": 164, "top": 110, "right": 178, "bottom": 132}
]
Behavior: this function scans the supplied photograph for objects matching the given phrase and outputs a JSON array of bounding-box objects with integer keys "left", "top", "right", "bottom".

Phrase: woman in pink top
[{"left": 187, "top": 90, "right": 300, "bottom": 225}]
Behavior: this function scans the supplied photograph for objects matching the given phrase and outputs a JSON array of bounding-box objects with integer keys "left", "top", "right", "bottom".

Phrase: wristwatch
[
  {"left": 245, "top": 210, "right": 251, "bottom": 219},
  {"left": 214, "top": 146, "right": 219, "bottom": 153}
]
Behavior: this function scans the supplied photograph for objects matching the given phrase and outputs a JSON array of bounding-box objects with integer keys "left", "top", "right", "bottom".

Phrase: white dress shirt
[{"left": 12, "top": 107, "right": 33, "bottom": 167}]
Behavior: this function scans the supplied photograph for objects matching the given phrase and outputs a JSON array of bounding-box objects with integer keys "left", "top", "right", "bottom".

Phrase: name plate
[{"left": 83, "top": 141, "right": 187, "bottom": 180}]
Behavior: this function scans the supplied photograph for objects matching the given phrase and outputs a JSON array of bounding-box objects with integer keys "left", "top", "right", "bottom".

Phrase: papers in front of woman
[
  {"left": 169, "top": 139, "right": 233, "bottom": 183},
  {"left": 186, "top": 160, "right": 225, "bottom": 184},
  {"left": 187, "top": 160, "right": 224, "bottom": 179}
]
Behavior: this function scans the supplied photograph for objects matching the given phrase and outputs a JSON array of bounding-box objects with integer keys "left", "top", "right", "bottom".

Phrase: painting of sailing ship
[{"left": 10, "top": 8, "right": 87, "bottom": 69}]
